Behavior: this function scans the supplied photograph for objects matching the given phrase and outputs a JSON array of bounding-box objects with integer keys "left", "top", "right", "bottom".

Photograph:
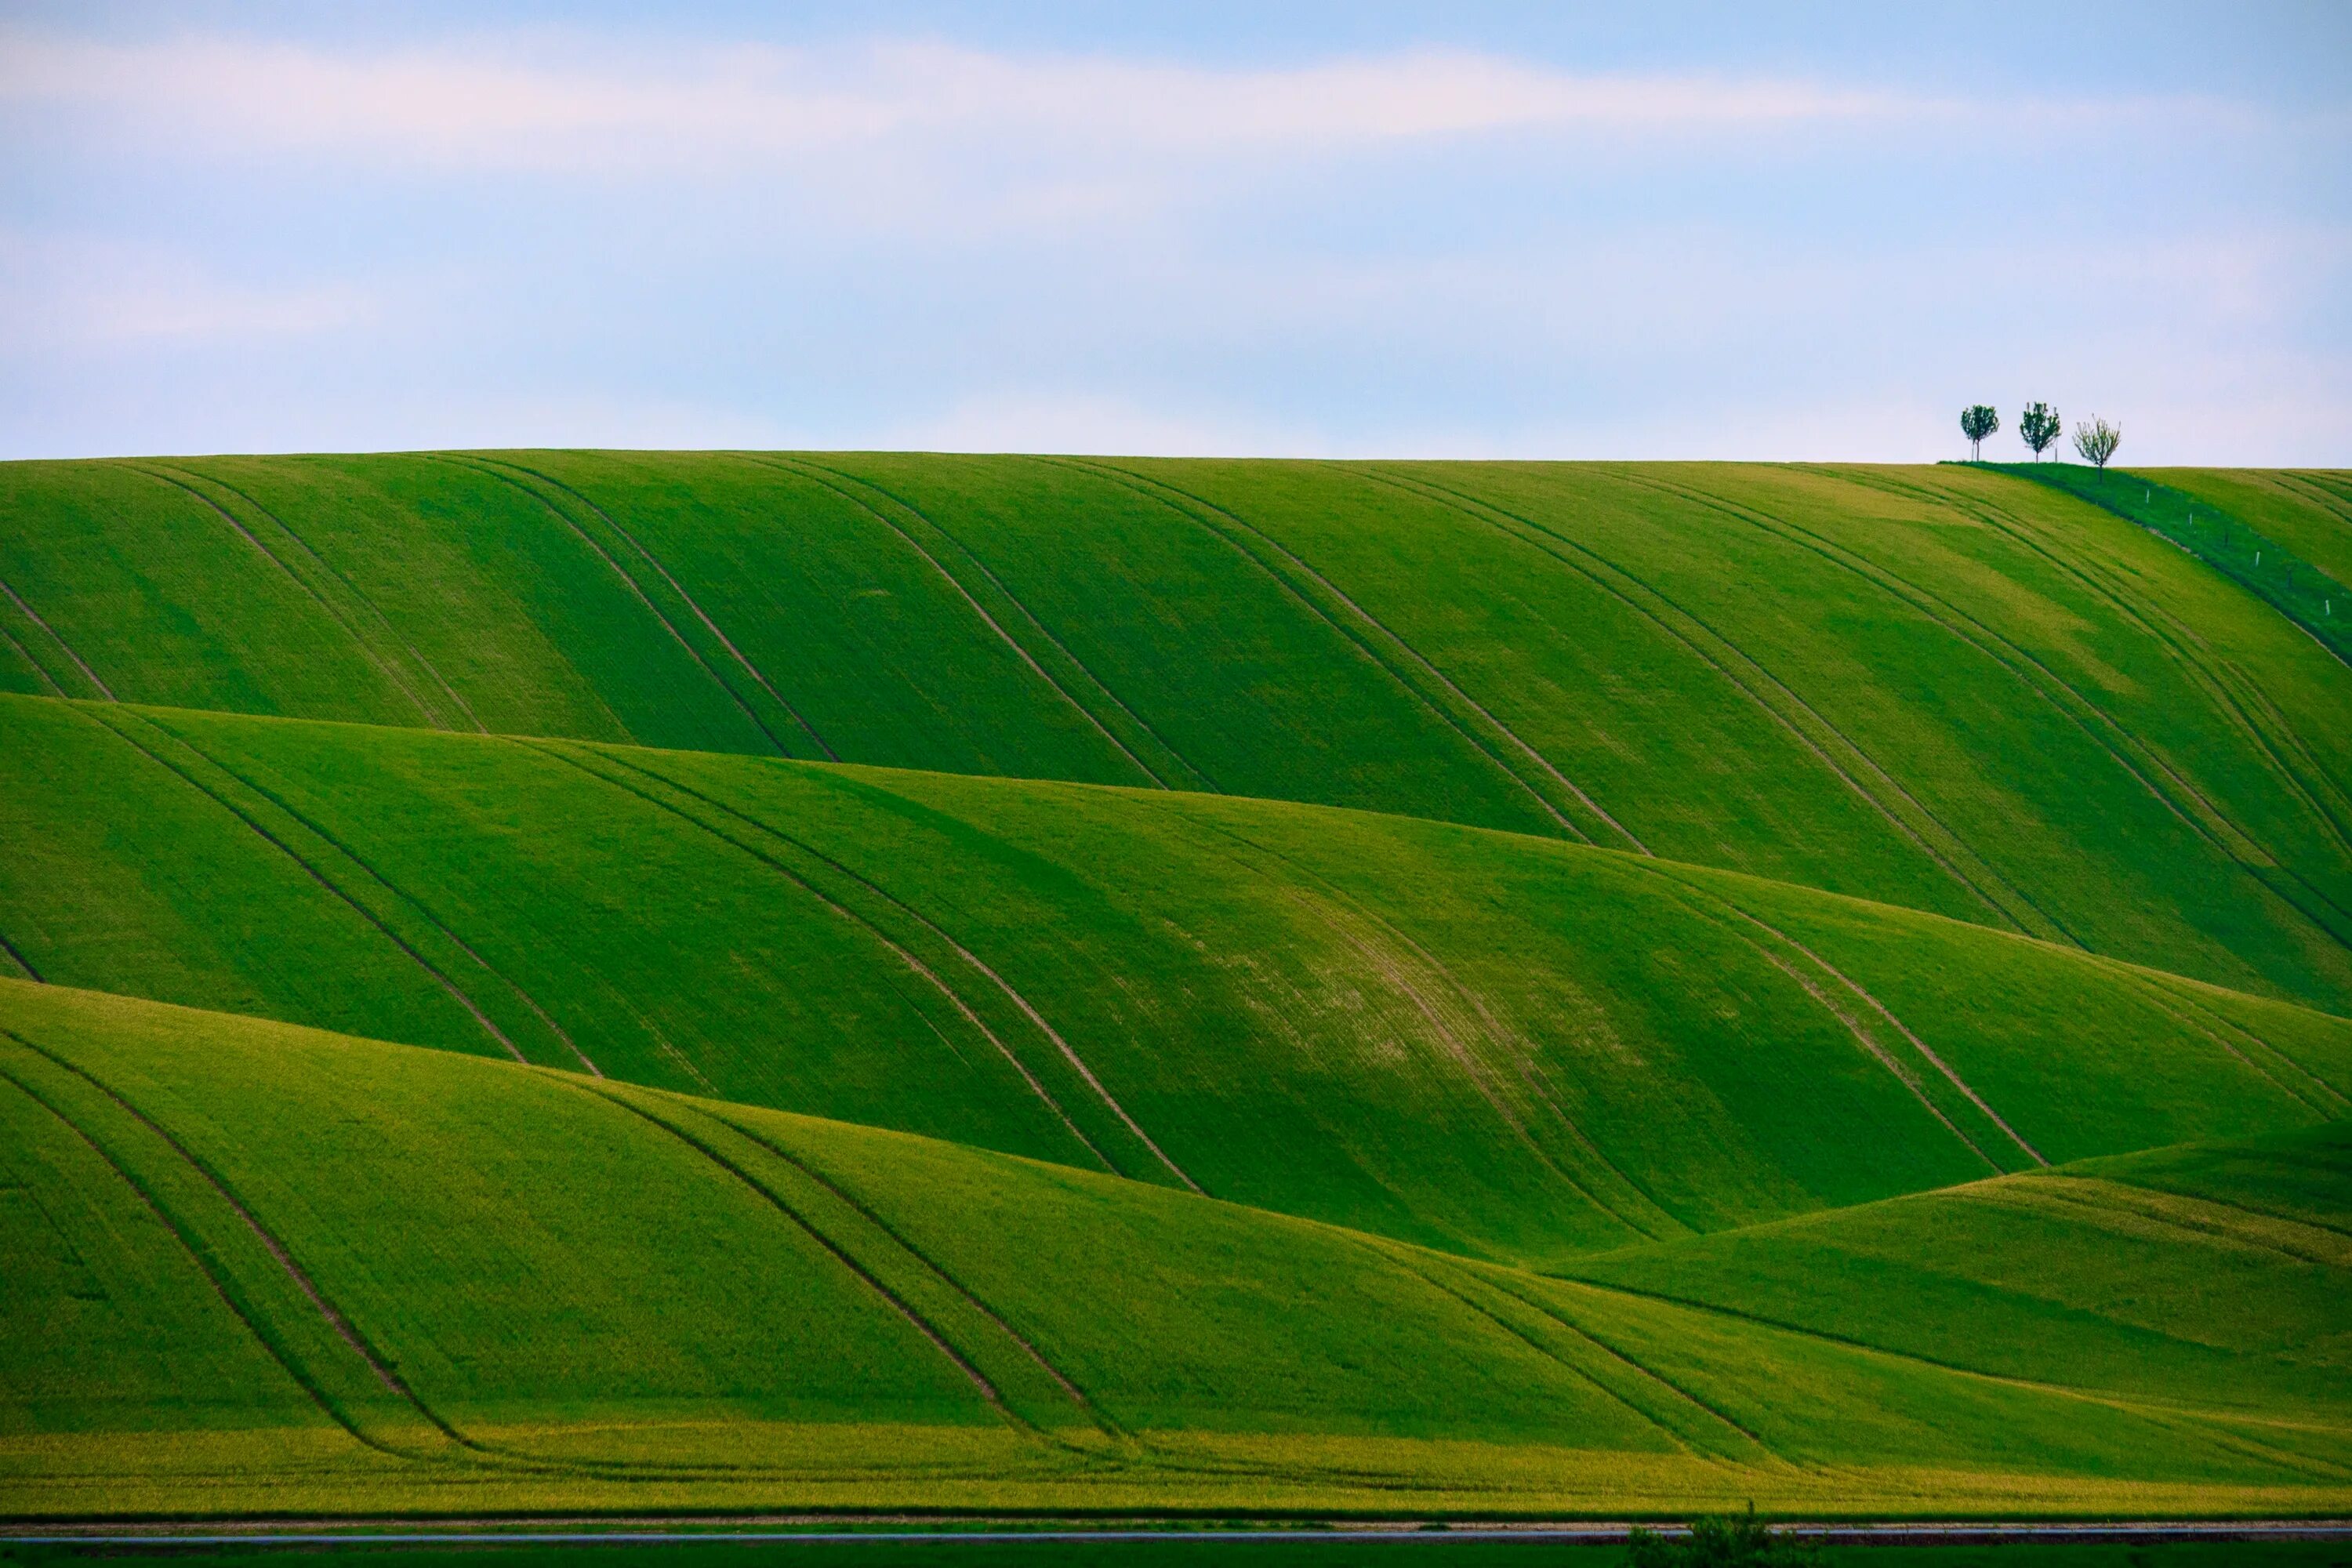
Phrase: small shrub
[{"left": 1628, "top": 1504, "right": 1824, "bottom": 1566}]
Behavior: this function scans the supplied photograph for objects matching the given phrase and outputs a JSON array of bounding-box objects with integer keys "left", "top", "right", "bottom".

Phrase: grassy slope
[
  {"left": 2, "top": 456, "right": 2347, "bottom": 1011},
  {"left": 4, "top": 694, "right": 2348, "bottom": 1269},
  {"left": 4, "top": 978, "right": 2344, "bottom": 1519},
  {"left": 2154, "top": 469, "right": 2352, "bottom": 591},
  {"left": 1563, "top": 1123, "right": 2352, "bottom": 1425}
]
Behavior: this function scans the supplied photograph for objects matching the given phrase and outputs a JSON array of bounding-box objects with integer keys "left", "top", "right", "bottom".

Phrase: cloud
[
  {"left": 0, "top": 27, "right": 2207, "bottom": 178},
  {"left": 0, "top": 234, "right": 377, "bottom": 350}
]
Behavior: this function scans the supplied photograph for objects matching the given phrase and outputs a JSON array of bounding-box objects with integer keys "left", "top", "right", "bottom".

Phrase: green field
[{"left": 1, "top": 456, "right": 2347, "bottom": 1522}]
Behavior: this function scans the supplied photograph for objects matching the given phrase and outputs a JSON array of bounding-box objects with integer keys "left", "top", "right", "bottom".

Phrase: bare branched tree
[
  {"left": 2020, "top": 402, "right": 2060, "bottom": 461},
  {"left": 1960, "top": 405, "right": 1998, "bottom": 460},
  {"left": 2073, "top": 416, "right": 2122, "bottom": 470}
]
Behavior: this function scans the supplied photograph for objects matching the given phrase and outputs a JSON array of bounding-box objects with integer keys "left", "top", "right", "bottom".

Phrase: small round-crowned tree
[
  {"left": 1960, "top": 405, "right": 1999, "bottom": 460},
  {"left": 2074, "top": 416, "right": 2122, "bottom": 470},
  {"left": 2020, "top": 402, "right": 2060, "bottom": 460}
]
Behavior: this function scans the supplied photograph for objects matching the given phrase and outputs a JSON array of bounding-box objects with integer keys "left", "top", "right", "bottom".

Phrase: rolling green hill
[
  {"left": 2, "top": 455, "right": 2349, "bottom": 1523},
  {"left": 5, "top": 978, "right": 2345, "bottom": 1519},
  {"left": 5, "top": 695, "right": 2348, "bottom": 1268},
  {"left": 3, "top": 457, "right": 2348, "bottom": 1011}
]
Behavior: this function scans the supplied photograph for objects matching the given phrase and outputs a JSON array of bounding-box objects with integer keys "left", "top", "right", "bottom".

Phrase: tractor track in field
[
  {"left": 1652, "top": 868, "right": 2045, "bottom": 1168},
  {"left": 1541, "top": 1267, "right": 2352, "bottom": 1475},
  {"left": 136, "top": 713, "right": 600, "bottom": 1078},
  {"left": 2118, "top": 972, "right": 2347, "bottom": 1118},
  {"left": 0, "top": 927, "right": 42, "bottom": 982},
  {"left": 1471, "top": 1269, "right": 1783, "bottom": 1458},
  {"left": 782, "top": 457, "right": 1219, "bottom": 792},
  {"left": 510, "top": 738, "right": 1123, "bottom": 1180},
  {"left": 1356, "top": 465, "right": 2031, "bottom": 937},
  {"left": 2, "top": 1033, "right": 773, "bottom": 1487},
  {"left": 0, "top": 573, "right": 112, "bottom": 699},
  {"left": 155, "top": 463, "right": 485, "bottom": 734},
  {"left": 732, "top": 453, "right": 1167, "bottom": 791},
  {"left": 1183, "top": 810, "right": 1675, "bottom": 1243},
  {"left": 695, "top": 1102, "right": 1121, "bottom": 1438},
  {"left": 1616, "top": 863, "right": 2019, "bottom": 1176},
  {"left": 604, "top": 746, "right": 1202, "bottom": 1195},
  {"left": 1853, "top": 470, "right": 2352, "bottom": 928},
  {"left": 560, "top": 1080, "right": 1018, "bottom": 1420},
  {"left": 1999, "top": 1176, "right": 2347, "bottom": 1270},
  {"left": 430, "top": 456, "right": 802, "bottom": 760},
  {"left": 129, "top": 466, "right": 446, "bottom": 731},
  {"left": 1049, "top": 456, "right": 1611, "bottom": 849},
  {"left": 1835, "top": 467, "right": 2352, "bottom": 940},
  {"left": 0, "top": 1054, "right": 429, "bottom": 1465},
  {"left": 74, "top": 706, "right": 528, "bottom": 1065},
  {"left": 1583, "top": 466, "right": 2082, "bottom": 946},
  {"left": 1731, "top": 468, "right": 2258, "bottom": 850},
  {"left": 1094, "top": 456, "right": 1650, "bottom": 849},
  {"left": 466, "top": 455, "right": 836, "bottom": 760},
  {"left": 0, "top": 1031, "right": 478, "bottom": 1465},
  {"left": 2, "top": 622, "right": 67, "bottom": 697}
]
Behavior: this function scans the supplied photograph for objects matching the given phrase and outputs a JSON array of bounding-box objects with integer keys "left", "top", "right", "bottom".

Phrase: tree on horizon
[
  {"left": 1961, "top": 405, "right": 1999, "bottom": 460},
  {"left": 2074, "top": 416, "right": 2122, "bottom": 470},
  {"left": 2020, "top": 402, "right": 2060, "bottom": 461}
]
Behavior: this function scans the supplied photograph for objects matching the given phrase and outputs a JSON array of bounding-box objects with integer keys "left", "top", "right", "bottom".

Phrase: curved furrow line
[
  {"left": 599, "top": 746, "right": 1200, "bottom": 1193},
  {"left": 1864, "top": 470, "right": 2352, "bottom": 902},
  {"left": 1613, "top": 852, "right": 2023, "bottom": 1171},
  {"left": 557, "top": 1079, "right": 1022, "bottom": 1425},
  {"left": 2, "top": 623, "right": 67, "bottom": 697},
  {"left": 1183, "top": 811, "right": 1677, "bottom": 1240},
  {"left": 1554, "top": 1268, "right": 2352, "bottom": 1476},
  {"left": 1666, "top": 873, "right": 2046, "bottom": 1167},
  {"left": 789, "top": 458, "right": 1218, "bottom": 792},
  {"left": 1999, "top": 1178, "right": 2339, "bottom": 1269},
  {"left": 470, "top": 455, "right": 836, "bottom": 760},
  {"left": 1584, "top": 466, "right": 2082, "bottom": 945},
  {"left": 1896, "top": 485, "right": 2352, "bottom": 955},
  {"left": 1852, "top": 468, "right": 2352, "bottom": 884},
  {"left": 162, "top": 464, "right": 486, "bottom": 734},
  {"left": 0, "top": 927, "right": 42, "bottom": 982},
  {"left": 1344, "top": 1236, "right": 1713, "bottom": 1459},
  {"left": 1738, "top": 470, "right": 2246, "bottom": 851},
  {"left": 426, "top": 456, "right": 790, "bottom": 757},
  {"left": 2270, "top": 470, "right": 2352, "bottom": 529},
  {"left": 2221, "top": 668, "right": 2352, "bottom": 857},
  {"left": 0, "top": 573, "right": 113, "bottom": 699},
  {"left": 129, "top": 466, "right": 443, "bottom": 730},
  {"left": 1103, "top": 458, "right": 1650, "bottom": 851},
  {"left": 731, "top": 454, "right": 1165, "bottom": 789},
  {"left": 138, "top": 714, "right": 598, "bottom": 1077},
  {"left": 1302, "top": 887, "right": 1638, "bottom": 1229},
  {"left": 0, "top": 1054, "right": 441, "bottom": 1465},
  {"left": 2111, "top": 967, "right": 2349, "bottom": 1116},
  {"left": 1476, "top": 1270, "right": 1784, "bottom": 1456},
  {"left": 74, "top": 706, "right": 525, "bottom": 1064},
  {"left": 511, "top": 739, "right": 1120, "bottom": 1178},
  {"left": 1045, "top": 456, "right": 1597, "bottom": 847},
  {"left": 1368, "top": 465, "right": 2035, "bottom": 938},
  {"left": 695, "top": 1102, "right": 1116, "bottom": 1434},
  {"left": 1, "top": 1029, "right": 485, "bottom": 1462}
]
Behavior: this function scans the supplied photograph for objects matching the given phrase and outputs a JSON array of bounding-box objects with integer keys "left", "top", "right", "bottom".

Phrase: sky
[{"left": 2, "top": 2, "right": 2347, "bottom": 462}]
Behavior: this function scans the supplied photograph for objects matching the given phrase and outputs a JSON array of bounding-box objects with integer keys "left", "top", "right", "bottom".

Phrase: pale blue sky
[{"left": 3, "top": 2, "right": 2347, "bottom": 461}]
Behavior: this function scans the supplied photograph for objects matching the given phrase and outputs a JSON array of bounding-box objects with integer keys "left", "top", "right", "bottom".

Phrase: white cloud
[
  {"left": 0, "top": 27, "right": 2214, "bottom": 178},
  {"left": 0, "top": 234, "right": 377, "bottom": 349}
]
